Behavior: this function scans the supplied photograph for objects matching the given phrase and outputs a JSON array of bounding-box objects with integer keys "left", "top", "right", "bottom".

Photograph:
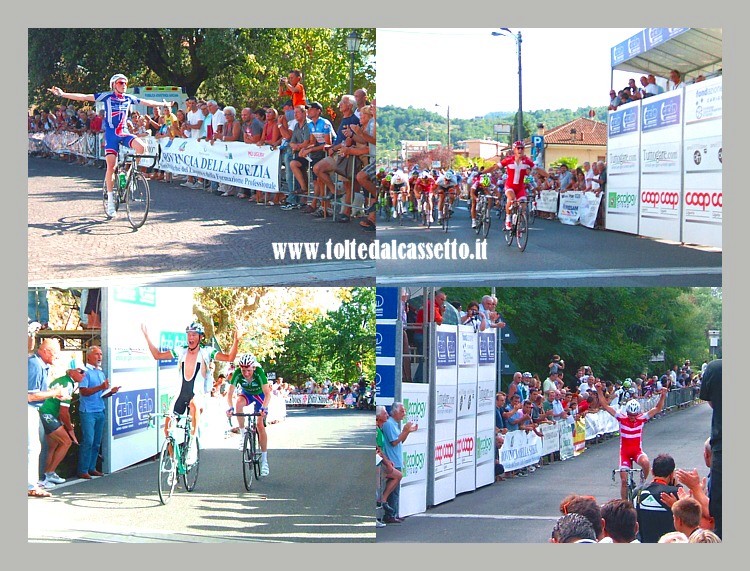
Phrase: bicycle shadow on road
[{"left": 28, "top": 216, "right": 138, "bottom": 237}]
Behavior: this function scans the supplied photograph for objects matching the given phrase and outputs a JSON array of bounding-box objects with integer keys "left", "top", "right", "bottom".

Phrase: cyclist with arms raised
[
  {"left": 595, "top": 381, "right": 667, "bottom": 500},
  {"left": 482, "top": 141, "right": 536, "bottom": 230},
  {"left": 49, "top": 74, "right": 171, "bottom": 218},
  {"left": 226, "top": 353, "right": 272, "bottom": 476},
  {"left": 141, "top": 322, "right": 239, "bottom": 452}
]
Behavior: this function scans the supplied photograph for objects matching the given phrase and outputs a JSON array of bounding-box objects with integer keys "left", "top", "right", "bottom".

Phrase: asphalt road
[
  {"left": 375, "top": 199, "right": 722, "bottom": 286},
  {"left": 28, "top": 406, "right": 374, "bottom": 543},
  {"left": 376, "top": 401, "right": 712, "bottom": 543},
  {"left": 27, "top": 156, "right": 375, "bottom": 286}
]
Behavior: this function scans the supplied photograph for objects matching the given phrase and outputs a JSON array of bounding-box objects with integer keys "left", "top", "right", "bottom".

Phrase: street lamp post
[
  {"left": 346, "top": 30, "right": 362, "bottom": 95},
  {"left": 435, "top": 103, "right": 452, "bottom": 169},
  {"left": 492, "top": 28, "right": 523, "bottom": 143}
]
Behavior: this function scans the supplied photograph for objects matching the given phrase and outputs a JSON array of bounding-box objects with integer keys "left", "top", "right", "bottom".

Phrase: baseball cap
[
  {"left": 283, "top": 99, "right": 293, "bottom": 107},
  {"left": 523, "top": 372, "right": 532, "bottom": 378},
  {"left": 307, "top": 101, "right": 323, "bottom": 111}
]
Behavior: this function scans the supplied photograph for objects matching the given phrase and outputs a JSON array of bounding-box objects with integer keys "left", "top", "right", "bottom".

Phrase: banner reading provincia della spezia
[
  {"left": 682, "top": 76, "right": 722, "bottom": 249},
  {"left": 158, "top": 137, "right": 281, "bottom": 193}
]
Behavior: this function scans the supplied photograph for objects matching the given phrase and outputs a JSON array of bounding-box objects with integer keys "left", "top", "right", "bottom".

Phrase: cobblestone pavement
[{"left": 28, "top": 156, "right": 375, "bottom": 285}]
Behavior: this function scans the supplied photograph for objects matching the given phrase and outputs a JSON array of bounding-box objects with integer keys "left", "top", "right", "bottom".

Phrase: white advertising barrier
[
  {"left": 475, "top": 330, "right": 497, "bottom": 489},
  {"left": 158, "top": 137, "right": 281, "bottom": 193},
  {"left": 559, "top": 422, "right": 575, "bottom": 460},
  {"left": 558, "top": 191, "right": 583, "bottom": 225},
  {"left": 638, "top": 89, "right": 684, "bottom": 242},
  {"left": 578, "top": 191, "right": 603, "bottom": 229},
  {"left": 583, "top": 410, "right": 620, "bottom": 439},
  {"left": 682, "top": 76, "right": 722, "bottom": 248},
  {"left": 284, "top": 394, "right": 329, "bottom": 406},
  {"left": 400, "top": 383, "right": 430, "bottom": 518},
  {"left": 537, "top": 190, "right": 559, "bottom": 214},
  {"left": 430, "top": 324, "right": 458, "bottom": 506},
  {"left": 105, "top": 287, "right": 194, "bottom": 473},
  {"left": 606, "top": 101, "right": 641, "bottom": 234},
  {"left": 455, "top": 325, "right": 478, "bottom": 495},
  {"left": 538, "top": 421, "right": 561, "bottom": 456},
  {"left": 498, "top": 429, "right": 542, "bottom": 472}
]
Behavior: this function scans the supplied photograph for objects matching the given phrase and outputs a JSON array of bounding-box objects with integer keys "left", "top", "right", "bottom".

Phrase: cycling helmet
[
  {"left": 238, "top": 353, "right": 259, "bottom": 368},
  {"left": 513, "top": 140, "right": 525, "bottom": 149},
  {"left": 109, "top": 73, "right": 128, "bottom": 89},
  {"left": 420, "top": 171, "right": 430, "bottom": 179},
  {"left": 625, "top": 399, "right": 641, "bottom": 415},
  {"left": 445, "top": 169, "right": 455, "bottom": 179},
  {"left": 185, "top": 321, "right": 204, "bottom": 336},
  {"left": 623, "top": 379, "right": 632, "bottom": 389},
  {"left": 384, "top": 174, "right": 392, "bottom": 182},
  {"left": 479, "top": 174, "right": 491, "bottom": 187}
]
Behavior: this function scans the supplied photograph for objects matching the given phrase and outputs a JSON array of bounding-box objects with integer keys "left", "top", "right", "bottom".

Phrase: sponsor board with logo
[
  {"left": 499, "top": 429, "right": 542, "bottom": 472},
  {"left": 537, "top": 189, "right": 559, "bottom": 214},
  {"left": 106, "top": 287, "right": 194, "bottom": 472},
  {"left": 578, "top": 191, "right": 603, "bottom": 229},
  {"left": 682, "top": 77, "right": 722, "bottom": 248},
  {"left": 558, "top": 191, "right": 582, "bottom": 225},
  {"left": 375, "top": 287, "right": 399, "bottom": 406},
  {"left": 606, "top": 103, "right": 641, "bottom": 234},
  {"left": 401, "top": 382, "right": 430, "bottom": 516}
]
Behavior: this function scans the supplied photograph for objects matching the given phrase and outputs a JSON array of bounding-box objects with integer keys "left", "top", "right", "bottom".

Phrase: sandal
[{"left": 28, "top": 487, "right": 52, "bottom": 498}]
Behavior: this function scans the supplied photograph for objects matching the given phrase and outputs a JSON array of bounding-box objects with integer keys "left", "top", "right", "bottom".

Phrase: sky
[{"left": 377, "top": 28, "right": 647, "bottom": 119}]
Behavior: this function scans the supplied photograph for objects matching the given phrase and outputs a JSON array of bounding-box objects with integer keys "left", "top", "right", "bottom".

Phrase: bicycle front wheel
[
  {"left": 157, "top": 437, "right": 177, "bottom": 505},
  {"left": 504, "top": 216, "right": 514, "bottom": 247},
  {"left": 442, "top": 203, "right": 450, "bottom": 233},
  {"left": 242, "top": 428, "right": 256, "bottom": 491},
  {"left": 182, "top": 436, "right": 200, "bottom": 491},
  {"left": 252, "top": 429, "right": 262, "bottom": 480},
  {"left": 125, "top": 171, "right": 150, "bottom": 229},
  {"left": 482, "top": 206, "right": 492, "bottom": 238},
  {"left": 517, "top": 210, "right": 529, "bottom": 252}
]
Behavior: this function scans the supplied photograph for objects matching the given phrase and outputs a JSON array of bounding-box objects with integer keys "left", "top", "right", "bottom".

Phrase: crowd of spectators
[{"left": 29, "top": 71, "right": 377, "bottom": 232}]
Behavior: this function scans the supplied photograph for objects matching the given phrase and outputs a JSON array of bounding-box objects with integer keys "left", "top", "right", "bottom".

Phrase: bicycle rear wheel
[
  {"left": 182, "top": 436, "right": 200, "bottom": 491},
  {"left": 242, "top": 428, "right": 256, "bottom": 491},
  {"left": 125, "top": 171, "right": 150, "bottom": 229},
  {"left": 157, "top": 437, "right": 177, "bottom": 505},
  {"left": 529, "top": 201, "right": 537, "bottom": 226},
  {"left": 517, "top": 210, "right": 529, "bottom": 251}
]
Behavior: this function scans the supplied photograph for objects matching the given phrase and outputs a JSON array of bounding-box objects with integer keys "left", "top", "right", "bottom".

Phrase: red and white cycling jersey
[
  {"left": 500, "top": 155, "right": 535, "bottom": 196},
  {"left": 615, "top": 410, "right": 649, "bottom": 442}
]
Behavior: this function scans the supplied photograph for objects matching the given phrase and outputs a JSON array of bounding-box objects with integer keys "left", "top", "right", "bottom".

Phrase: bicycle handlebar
[{"left": 230, "top": 412, "right": 263, "bottom": 417}]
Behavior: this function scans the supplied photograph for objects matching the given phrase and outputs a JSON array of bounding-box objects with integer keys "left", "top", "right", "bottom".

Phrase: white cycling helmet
[
  {"left": 238, "top": 353, "right": 259, "bottom": 368},
  {"left": 625, "top": 399, "right": 641, "bottom": 415},
  {"left": 109, "top": 73, "right": 128, "bottom": 89}
]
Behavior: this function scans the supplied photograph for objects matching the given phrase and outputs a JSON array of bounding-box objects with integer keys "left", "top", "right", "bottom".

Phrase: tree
[{"left": 28, "top": 28, "right": 375, "bottom": 114}]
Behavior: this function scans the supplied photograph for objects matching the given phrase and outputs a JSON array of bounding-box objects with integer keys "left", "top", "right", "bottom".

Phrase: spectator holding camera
[{"left": 460, "top": 301, "right": 487, "bottom": 333}]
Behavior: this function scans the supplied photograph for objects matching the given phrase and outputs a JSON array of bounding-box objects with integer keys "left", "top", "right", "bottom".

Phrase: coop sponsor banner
[
  {"left": 578, "top": 191, "right": 603, "bottom": 229},
  {"left": 558, "top": 191, "right": 582, "bottom": 225},
  {"left": 401, "top": 382, "right": 430, "bottom": 517},
  {"left": 682, "top": 76, "right": 723, "bottom": 248},
  {"left": 639, "top": 90, "right": 683, "bottom": 242},
  {"left": 284, "top": 394, "right": 329, "bottom": 406},
  {"left": 159, "top": 137, "right": 280, "bottom": 193},
  {"left": 539, "top": 421, "right": 561, "bottom": 456},
  {"left": 537, "top": 190, "right": 559, "bottom": 213},
  {"left": 431, "top": 324, "right": 457, "bottom": 506},
  {"left": 498, "top": 429, "right": 542, "bottom": 471}
]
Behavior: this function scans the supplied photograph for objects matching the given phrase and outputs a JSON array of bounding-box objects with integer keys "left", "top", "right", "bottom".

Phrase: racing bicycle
[
  {"left": 103, "top": 151, "right": 159, "bottom": 229},
  {"left": 474, "top": 191, "right": 493, "bottom": 238},
  {"left": 149, "top": 412, "right": 200, "bottom": 505},
  {"left": 503, "top": 197, "right": 529, "bottom": 252},
  {"left": 231, "top": 411, "right": 263, "bottom": 491},
  {"left": 419, "top": 193, "right": 435, "bottom": 229},
  {"left": 612, "top": 466, "right": 645, "bottom": 504}
]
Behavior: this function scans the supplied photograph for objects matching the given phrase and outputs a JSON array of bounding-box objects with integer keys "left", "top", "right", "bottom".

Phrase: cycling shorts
[
  {"left": 437, "top": 185, "right": 455, "bottom": 194},
  {"left": 237, "top": 392, "right": 267, "bottom": 426},
  {"left": 39, "top": 412, "right": 63, "bottom": 435},
  {"left": 504, "top": 185, "right": 527, "bottom": 200},
  {"left": 103, "top": 130, "right": 137, "bottom": 156},
  {"left": 619, "top": 440, "right": 645, "bottom": 469},
  {"left": 391, "top": 182, "right": 407, "bottom": 193}
]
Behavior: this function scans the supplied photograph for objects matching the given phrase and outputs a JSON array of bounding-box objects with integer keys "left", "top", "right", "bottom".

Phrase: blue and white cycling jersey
[{"left": 94, "top": 91, "right": 141, "bottom": 136}]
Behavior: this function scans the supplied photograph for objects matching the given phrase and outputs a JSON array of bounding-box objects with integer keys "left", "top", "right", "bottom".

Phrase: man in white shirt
[{"left": 181, "top": 97, "right": 204, "bottom": 189}]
